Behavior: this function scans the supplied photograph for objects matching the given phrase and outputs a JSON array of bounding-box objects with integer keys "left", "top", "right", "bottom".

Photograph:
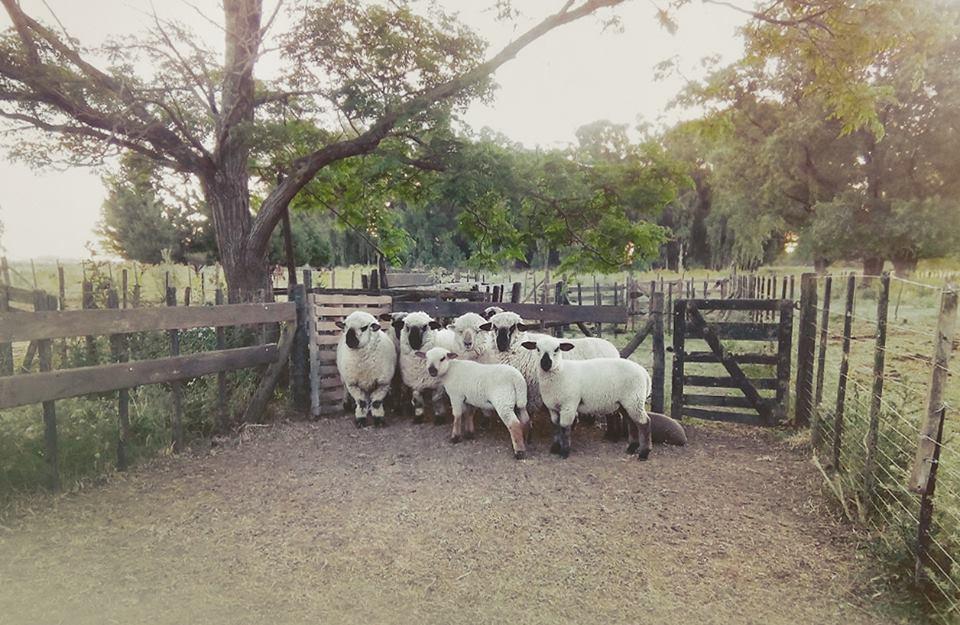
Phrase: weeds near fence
[{"left": 800, "top": 273, "right": 959, "bottom": 621}]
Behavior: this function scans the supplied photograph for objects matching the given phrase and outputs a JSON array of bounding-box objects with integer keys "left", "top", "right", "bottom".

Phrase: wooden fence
[{"left": 0, "top": 292, "right": 297, "bottom": 490}]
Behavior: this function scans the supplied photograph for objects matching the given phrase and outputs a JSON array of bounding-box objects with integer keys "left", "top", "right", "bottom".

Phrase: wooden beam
[
  {"left": 684, "top": 375, "right": 778, "bottom": 390},
  {"left": 685, "top": 322, "right": 780, "bottom": 341},
  {"left": 682, "top": 298, "right": 781, "bottom": 311},
  {"left": 392, "top": 300, "right": 628, "bottom": 324},
  {"left": 680, "top": 407, "right": 765, "bottom": 426},
  {"left": 684, "top": 351, "right": 777, "bottom": 365},
  {"left": 0, "top": 302, "right": 297, "bottom": 342},
  {"left": 242, "top": 324, "right": 296, "bottom": 424},
  {"left": 0, "top": 344, "right": 280, "bottom": 410}
]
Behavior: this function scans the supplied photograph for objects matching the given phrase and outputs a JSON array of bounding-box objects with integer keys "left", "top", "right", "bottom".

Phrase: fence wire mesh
[{"left": 804, "top": 274, "right": 959, "bottom": 620}]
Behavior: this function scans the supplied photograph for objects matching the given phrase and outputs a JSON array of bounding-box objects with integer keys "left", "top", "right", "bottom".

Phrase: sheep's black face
[
  {"left": 407, "top": 325, "right": 425, "bottom": 350},
  {"left": 540, "top": 352, "right": 553, "bottom": 372},
  {"left": 427, "top": 365, "right": 438, "bottom": 377},
  {"left": 392, "top": 319, "right": 404, "bottom": 340},
  {"left": 345, "top": 328, "right": 360, "bottom": 349},
  {"left": 495, "top": 325, "right": 515, "bottom": 352}
]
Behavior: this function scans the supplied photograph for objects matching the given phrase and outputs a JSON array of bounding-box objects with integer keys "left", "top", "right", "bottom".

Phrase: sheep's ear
[
  {"left": 428, "top": 320, "right": 442, "bottom": 330},
  {"left": 447, "top": 352, "right": 458, "bottom": 360},
  {"left": 370, "top": 322, "right": 380, "bottom": 332},
  {"left": 483, "top": 310, "right": 496, "bottom": 320},
  {"left": 559, "top": 342, "right": 575, "bottom": 352},
  {"left": 520, "top": 341, "right": 538, "bottom": 351},
  {"left": 516, "top": 322, "right": 531, "bottom": 331},
  {"left": 415, "top": 351, "right": 426, "bottom": 359},
  {"left": 479, "top": 322, "right": 493, "bottom": 331},
  {"left": 378, "top": 313, "right": 394, "bottom": 321},
  {"left": 335, "top": 321, "right": 346, "bottom": 329}
]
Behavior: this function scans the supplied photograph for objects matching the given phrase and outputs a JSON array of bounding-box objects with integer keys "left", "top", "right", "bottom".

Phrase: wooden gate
[{"left": 670, "top": 298, "right": 793, "bottom": 425}]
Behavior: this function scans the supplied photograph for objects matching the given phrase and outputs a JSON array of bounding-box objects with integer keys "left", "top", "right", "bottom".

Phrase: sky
[{"left": 0, "top": 0, "right": 747, "bottom": 260}]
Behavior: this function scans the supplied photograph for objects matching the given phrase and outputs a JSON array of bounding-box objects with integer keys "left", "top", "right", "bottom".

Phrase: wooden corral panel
[{"left": 308, "top": 293, "right": 392, "bottom": 417}]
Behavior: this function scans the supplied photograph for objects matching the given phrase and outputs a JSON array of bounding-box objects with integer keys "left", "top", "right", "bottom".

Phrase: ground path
[{"left": 0, "top": 418, "right": 921, "bottom": 624}]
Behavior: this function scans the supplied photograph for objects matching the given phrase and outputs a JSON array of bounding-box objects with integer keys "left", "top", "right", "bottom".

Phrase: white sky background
[{"left": 0, "top": 0, "right": 747, "bottom": 260}]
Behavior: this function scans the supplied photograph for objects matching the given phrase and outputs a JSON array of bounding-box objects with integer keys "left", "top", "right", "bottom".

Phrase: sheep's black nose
[
  {"left": 345, "top": 329, "right": 359, "bottom": 348},
  {"left": 408, "top": 327, "right": 423, "bottom": 350},
  {"left": 496, "top": 330, "right": 510, "bottom": 352},
  {"left": 540, "top": 354, "right": 552, "bottom": 371},
  {"left": 428, "top": 366, "right": 437, "bottom": 377}
]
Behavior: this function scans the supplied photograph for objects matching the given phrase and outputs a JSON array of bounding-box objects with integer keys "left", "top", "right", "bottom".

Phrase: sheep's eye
[
  {"left": 360, "top": 325, "right": 368, "bottom": 331},
  {"left": 554, "top": 348, "right": 559, "bottom": 353},
  {"left": 440, "top": 356, "right": 446, "bottom": 361}
]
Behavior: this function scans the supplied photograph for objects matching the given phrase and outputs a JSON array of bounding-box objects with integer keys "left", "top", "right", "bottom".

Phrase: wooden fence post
[
  {"left": 290, "top": 284, "right": 311, "bottom": 414},
  {"left": 832, "top": 274, "right": 856, "bottom": 470},
  {"left": 651, "top": 292, "right": 665, "bottom": 414},
  {"left": 510, "top": 282, "right": 522, "bottom": 303},
  {"left": 794, "top": 273, "right": 817, "bottom": 428},
  {"left": 215, "top": 288, "right": 229, "bottom": 432},
  {"left": 0, "top": 285, "right": 12, "bottom": 376},
  {"left": 812, "top": 275, "right": 832, "bottom": 448},
  {"left": 82, "top": 279, "right": 97, "bottom": 364},
  {"left": 910, "top": 286, "right": 958, "bottom": 493},
  {"left": 666, "top": 282, "right": 673, "bottom": 334},
  {"left": 166, "top": 286, "right": 184, "bottom": 452},
  {"left": 915, "top": 405, "right": 948, "bottom": 585},
  {"left": 776, "top": 300, "right": 793, "bottom": 422},
  {"left": 863, "top": 273, "right": 890, "bottom": 497},
  {"left": 34, "top": 291, "right": 60, "bottom": 490},
  {"left": 107, "top": 289, "right": 131, "bottom": 470},
  {"left": 670, "top": 299, "right": 687, "bottom": 421}
]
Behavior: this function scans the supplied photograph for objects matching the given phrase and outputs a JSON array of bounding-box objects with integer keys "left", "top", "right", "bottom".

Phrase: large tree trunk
[
  {"left": 203, "top": 170, "right": 270, "bottom": 301},
  {"left": 892, "top": 254, "right": 918, "bottom": 278},
  {"left": 862, "top": 256, "right": 885, "bottom": 277}
]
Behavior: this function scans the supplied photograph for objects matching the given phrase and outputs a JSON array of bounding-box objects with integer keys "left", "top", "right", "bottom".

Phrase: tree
[
  {"left": 666, "top": 0, "right": 960, "bottom": 273},
  {"left": 0, "top": 0, "right": 626, "bottom": 298},
  {"left": 98, "top": 154, "right": 215, "bottom": 265}
]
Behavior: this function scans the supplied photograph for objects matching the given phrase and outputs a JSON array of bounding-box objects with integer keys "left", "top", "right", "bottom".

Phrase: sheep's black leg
[
  {"left": 550, "top": 421, "right": 563, "bottom": 456},
  {"left": 559, "top": 425, "right": 572, "bottom": 459}
]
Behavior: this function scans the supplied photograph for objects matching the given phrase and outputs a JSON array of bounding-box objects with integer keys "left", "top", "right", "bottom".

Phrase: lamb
[
  {"left": 335, "top": 311, "right": 397, "bottom": 428},
  {"left": 419, "top": 346, "right": 530, "bottom": 459},
  {"left": 398, "top": 311, "right": 458, "bottom": 423},
  {"left": 522, "top": 335, "right": 652, "bottom": 460}
]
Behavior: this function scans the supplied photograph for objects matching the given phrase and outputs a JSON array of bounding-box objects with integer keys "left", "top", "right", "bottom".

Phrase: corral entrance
[{"left": 670, "top": 298, "right": 793, "bottom": 426}]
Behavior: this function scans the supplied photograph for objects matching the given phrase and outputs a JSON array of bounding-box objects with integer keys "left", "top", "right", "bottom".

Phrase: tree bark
[{"left": 862, "top": 256, "right": 884, "bottom": 277}]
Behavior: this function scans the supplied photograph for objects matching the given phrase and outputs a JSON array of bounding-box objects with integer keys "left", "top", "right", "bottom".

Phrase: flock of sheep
[{"left": 335, "top": 306, "right": 681, "bottom": 460}]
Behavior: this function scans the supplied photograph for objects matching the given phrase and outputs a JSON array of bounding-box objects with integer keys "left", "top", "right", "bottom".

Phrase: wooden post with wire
[
  {"left": 166, "top": 286, "right": 184, "bottom": 452},
  {"left": 811, "top": 275, "right": 832, "bottom": 448},
  {"left": 863, "top": 273, "right": 890, "bottom": 497},
  {"left": 910, "top": 285, "right": 958, "bottom": 493},
  {"left": 832, "top": 274, "right": 856, "bottom": 470},
  {"left": 794, "top": 273, "right": 817, "bottom": 428}
]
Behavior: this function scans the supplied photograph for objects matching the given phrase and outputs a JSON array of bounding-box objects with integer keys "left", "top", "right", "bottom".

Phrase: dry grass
[{"left": 0, "top": 417, "right": 925, "bottom": 625}]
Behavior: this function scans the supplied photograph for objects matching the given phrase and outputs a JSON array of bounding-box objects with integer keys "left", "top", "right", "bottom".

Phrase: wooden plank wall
[{"left": 309, "top": 293, "right": 393, "bottom": 417}]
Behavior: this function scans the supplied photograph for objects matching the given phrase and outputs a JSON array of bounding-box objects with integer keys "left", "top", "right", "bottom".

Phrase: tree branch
[{"left": 247, "top": 0, "right": 626, "bottom": 257}]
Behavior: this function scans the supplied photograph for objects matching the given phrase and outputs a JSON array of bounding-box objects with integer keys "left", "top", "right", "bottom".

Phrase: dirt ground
[{"left": 0, "top": 417, "right": 923, "bottom": 625}]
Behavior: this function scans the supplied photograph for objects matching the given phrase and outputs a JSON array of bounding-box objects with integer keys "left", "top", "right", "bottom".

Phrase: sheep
[
  {"left": 335, "top": 311, "right": 397, "bottom": 428},
  {"left": 478, "top": 311, "right": 620, "bottom": 414},
  {"left": 419, "top": 346, "right": 531, "bottom": 459},
  {"left": 378, "top": 312, "right": 412, "bottom": 414},
  {"left": 398, "top": 311, "right": 458, "bottom": 423},
  {"left": 521, "top": 335, "right": 652, "bottom": 460},
  {"left": 483, "top": 305, "right": 504, "bottom": 320},
  {"left": 449, "top": 312, "right": 494, "bottom": 362}
]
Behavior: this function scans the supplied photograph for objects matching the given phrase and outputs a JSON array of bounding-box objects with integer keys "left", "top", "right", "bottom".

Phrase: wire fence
[{"left": 799, "top": 273, "right": 959, "bottom": 620}]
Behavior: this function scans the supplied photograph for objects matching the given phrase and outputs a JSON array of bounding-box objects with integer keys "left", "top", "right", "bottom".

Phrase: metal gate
[{"left": 670, "top": 298, "right": 793, "bottom": 425}]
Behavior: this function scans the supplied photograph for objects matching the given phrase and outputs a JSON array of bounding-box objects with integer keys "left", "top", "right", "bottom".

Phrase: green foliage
[{"left": 98, "top": 154, "right": 215, "bottom": 266}]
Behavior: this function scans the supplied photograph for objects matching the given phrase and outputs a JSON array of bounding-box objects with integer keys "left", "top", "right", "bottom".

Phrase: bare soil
[{"left": 0, "top": 417, "right": 922, "bottom": 625}]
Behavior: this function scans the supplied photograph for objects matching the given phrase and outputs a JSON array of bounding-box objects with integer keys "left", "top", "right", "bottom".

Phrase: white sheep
[
  {"left": 483, "top": 305, "right": 504, "bottom": 319},
  {"left": 478, "top": 311, "right": 620, "bottom": 414},
  {"left": 335, "top": 311, "right": 397, "bottom": 428},
  {"left": 378, "top": 312, "right": 411, "bottom": 413},
  {"left": 420, "top": 346, "right": 530, "bottom": 459},
  {"left": 449, "top": 312, "right": 494, "bottom": 361},
  {"left": 399, "top": 311, "right": 458, "bottom": 423},
  {"left": 522, "top": 335, "right": 652, "bottom": 460}
]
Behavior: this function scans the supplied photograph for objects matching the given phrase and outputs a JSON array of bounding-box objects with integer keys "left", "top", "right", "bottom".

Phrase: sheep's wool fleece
[
  {"left": 540, "top": 357, "right": 651, "bottom": 420},
  {"left": 335, "top": 327, "right": 397, "bottom": 392},
  {"left": 438, "top": 358, "right": 527, "bottom": 414},
  {"left": 399, "top": 312, "right": 458, "bottom": 391}
]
